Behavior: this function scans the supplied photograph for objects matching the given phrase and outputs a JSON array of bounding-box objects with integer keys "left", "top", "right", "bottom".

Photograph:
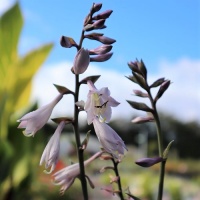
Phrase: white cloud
[{"left": 31, "top": 58, "right": 200, "bottom": 123}]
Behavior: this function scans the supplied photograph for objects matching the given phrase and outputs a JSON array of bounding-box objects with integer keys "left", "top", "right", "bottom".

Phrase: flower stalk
[
  {"left": 111, "top": 158, "right": 124, "bottom": 200},
  {"left": 73, "top": 74, "right": 88, "bottom": 200}
]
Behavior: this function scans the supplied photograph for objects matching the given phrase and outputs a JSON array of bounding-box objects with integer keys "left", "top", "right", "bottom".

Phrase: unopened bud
[
  {"left": 85, "top": 33, "right": 116, "bottom": 44},
  {"left": 60, "top": 36, "right": 77, "bottom": 48},
  {"left": 90, "top": 52, "right": 113, "bottom": 62},
  {"left": 73, "top": 48, "right": 90, "bottom": 74},
  {"left": 128, "top": 61, "right": 141, "bottom": 74},
  {"left": 155, "top": 80, "right": 171, "bottom": 102},
  {"left": 92, "top": 10, "right": 113, "bottom": 20},
  {"left": 133, "top": 89, "right": 148, "bottom": 97},
  {"left": 135, "top": 157, "right": 163, "bottom": 167},
  {"left": 84, "top": 19, "right": 105, "bottom": 31},
  {"left": 89, "top": 45, "right": 112, "bottom": 55},
  {"left": 92, "top": 3, "right": 102, "bottom": 12},
  {"left": 131, "top": 116, "right": 154, "bottom": 124}
]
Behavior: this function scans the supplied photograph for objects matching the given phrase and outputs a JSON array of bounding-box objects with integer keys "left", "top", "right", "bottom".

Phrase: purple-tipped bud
[
  {"left": 89, "top": 45, "right": 112, "bottom": 55},
  {"left": 155, "top": 80, "right": 171, "bottom": 101},
  {"left": 133, "top": 89, "right": 148, "bottom": 97},
  {"left": 135, "top": 157, "right": 163, "bottom": 167},
  {"left": 128, "top": 61, "right": 142, "bottom": 75},
  {"left": 90, "top": 52, "right": 113, "bottom": 62},
  {"left": 84, "top": 19, "right": 105, "bottom": 31},
  {"left": 131, "top": 116, "right": 154, "bottom": 124},
  {"left": 150, "top": 77, "right": 166, "bottom": 88},
  {"left": 60, "top": 36, "right": 77, "bottom": 48},
  {"left": 73, "top": 48, "right": 90, "bottom": 74},
  {"left": 85, "top": 33, "right": 116, "bottom": 44},
  {"left": 92, "top": 3, "right": 102, "bottom": 12},
  {"left": 92, "top": 10, "right": 113, "bottom": 20}
]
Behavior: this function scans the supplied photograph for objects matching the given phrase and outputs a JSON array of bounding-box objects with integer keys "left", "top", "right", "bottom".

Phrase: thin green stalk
[
  {"left": 112, "top": 159, "right": 124, "bottom": 200},
  {"left": 147, "top": 90, "right": 166, "bottom": 200},
  {"left": 73, "top": 74, "right": 88, "bottom": 200}
]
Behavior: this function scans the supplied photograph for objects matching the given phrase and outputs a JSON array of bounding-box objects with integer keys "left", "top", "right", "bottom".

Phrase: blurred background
[{"left": 0, "top": 0, "right": 199, "bottom": 200}]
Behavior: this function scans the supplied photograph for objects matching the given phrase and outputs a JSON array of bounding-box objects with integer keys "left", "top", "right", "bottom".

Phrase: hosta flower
[
  {"left": 40, "top": 121, "right": 65, "bottom": 174},
  {"left": 17, "top": 93, "right": 63, "bottom": 137},
  {"left": 93, "top": 117, "right": 127, "bottom": 159},
  {"left": 85, "top": 80, "right": 120, "bottom": 124},
  {"left": 53, "top": 151, "right": 102, "bottom": 194}
]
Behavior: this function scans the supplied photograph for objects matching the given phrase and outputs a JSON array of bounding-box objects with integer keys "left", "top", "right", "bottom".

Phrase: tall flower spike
[
  {"left": 17, "top": 93, "right": 63, "bottom": 137},
  {"left": 40, "top": 121, "right": 65, "bottom": 174},
  {"left": 85, "top": 80, "right": 120, "bottom": 124},
  {"left": 93, "top": 117, "right": 127, "bottom": 159},
  {"left": 53, "top": 151, "right": 102, "bottom": 195}
]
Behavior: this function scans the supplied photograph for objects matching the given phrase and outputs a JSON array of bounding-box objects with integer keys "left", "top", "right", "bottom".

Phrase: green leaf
[
  {"left": 13, "top": 43, "right": 54, "bottom": 112},
  {"left": 0, "top": 3, "right": 23, "bottom": 73}
]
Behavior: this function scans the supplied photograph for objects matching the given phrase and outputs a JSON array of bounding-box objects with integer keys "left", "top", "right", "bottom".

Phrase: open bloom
[
  {"left": 40, "top": 121, "right": 65, "bottom": 174},
  {"left": 17, "top": 93, "right": 63, "bottom": 137},
  {"left": 85, "top": 80, "right": 120, "bottom": 124},
  {"left": 93, "top": 117, "right": 127, "bottom": 159},
  {"left": 53, "top": 151, "right": 102, "bottom": 195}
]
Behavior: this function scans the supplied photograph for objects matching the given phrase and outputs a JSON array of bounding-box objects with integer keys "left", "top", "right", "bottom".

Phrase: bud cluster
[
  {"left": 60, "top": 3, "right": 115, "bottom": 75},
  {"left": 126, "top": 59, "right": 171, "bottom": 124}
]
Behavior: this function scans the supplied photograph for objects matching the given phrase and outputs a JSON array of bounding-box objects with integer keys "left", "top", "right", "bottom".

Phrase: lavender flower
[
  {"left": 53, "top": 151, "right": 102, "bottom": 194},
  {"left": 40, "top": 121, "right": 65, "bottom": 174},
  {"left": 85, "top": 80, "right": 120, "bottom": 124},
  {"left": 17, "top": 93, "right": 63, "bottom": 137},
  {"left": 93, "top": 117, "right": 127, "bottom": 159}
]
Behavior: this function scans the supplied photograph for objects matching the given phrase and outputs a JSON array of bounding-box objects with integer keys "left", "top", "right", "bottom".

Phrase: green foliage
[
  {"left": 0, "top": 3, "right": 53, "bottom": 199},
  {"left": 0, "top": 3, "right": 53, "bottom": 140}
]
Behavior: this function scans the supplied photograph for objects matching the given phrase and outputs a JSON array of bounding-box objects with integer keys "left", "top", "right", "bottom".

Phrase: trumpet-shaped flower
[
  {"left": 93, "top": 117, "right": 127, "bottom": 159},
  {"left": 53, "top": 151, "right": 102, "bottom": 194},
  {"left": 40, "top": 121, "right": 65, "bottom": 174},
  {"left": 17, "top": 93, "right": 63, "bottom": 137},
  {"left": 85, "top": 80, "right": 120, "bottom": 124}
]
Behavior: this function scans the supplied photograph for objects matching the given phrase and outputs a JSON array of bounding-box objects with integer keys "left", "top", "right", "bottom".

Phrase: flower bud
[
  {"left": 131, "top": 116, "right": 154, "bottom": 124},
  {"left": 135, "top": 157, "right": 163, "bottom": 167},
  {"left": 133, "top": 89, "right": 148, "bottom": 97},
  {"left": 90, "top": 52, "right": 113, "bottom": 62},
  {"left": 92, "top": 10, "right": 113, "bottom": 20},
  {"left": 84, "top": 19, "right": 105, "bottom": 31},
  {"left": 73, "top": 48, "right": 90, "bottom": 74},
  {"left": 92, "top": 3, "right": 102, "bottom": 12},
  {"left": 89, "top": 45, "right": 112, "bottom": 55},
  {"left": 60, "top": 36, "right": 77, "bottom": 48},
  {"left": 84, "top": 33, "right": 116, "bottom": 44},
  {"left": 155, "top": 80, "right": 171, "bottom": 102}
]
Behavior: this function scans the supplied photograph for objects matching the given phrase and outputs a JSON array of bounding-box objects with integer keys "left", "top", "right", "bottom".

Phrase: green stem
[
  {"left": 112, "top": 159, "right": 124, "bottom": 200},
  {"left": 73, "top": 74, "right": 88, "bottom": 200},
  {"left": 147, "top": 90, "right": 166, "bottom": 200}
]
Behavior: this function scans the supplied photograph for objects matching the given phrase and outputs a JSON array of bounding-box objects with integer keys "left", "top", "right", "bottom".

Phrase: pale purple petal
[
  {"left": 93, "top": 118, "right": 127, "bottom": 158},
  {"left": 17, "top": 93, "right": 63, "bottom": 136},
  {"left": 107, "top": 96, "right": 120, "bottom": 107},
  {"left": 40, "top": 121, "right": 65, "bottom": 173}
]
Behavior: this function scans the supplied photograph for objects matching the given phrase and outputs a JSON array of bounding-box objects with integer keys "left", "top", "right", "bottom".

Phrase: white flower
[
  {"left": 93, "top": 117, "right": 127, "bottom": 159},
  {"left": 53, "top": 151, "right": 102, "bottom": 194},
  {"left": 85, "top": 80, "right": 120, "bottom": 124},
  {"left": 17, "top": 93, "right": 63, "bottom": 137},
  {"left": 40, "top": 121, "right": 65, "bottom": 174}
]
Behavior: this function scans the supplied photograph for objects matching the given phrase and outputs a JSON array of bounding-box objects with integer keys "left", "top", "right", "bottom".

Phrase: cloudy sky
[{"left": 1, "top": 0, "right": 200, "bottom": 123}]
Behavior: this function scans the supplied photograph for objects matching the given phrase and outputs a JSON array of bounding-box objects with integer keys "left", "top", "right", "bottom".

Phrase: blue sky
[
  {"left": 1, "top": 0, "right": 200, "bottom": 122},
  {"left": 17, "top": 0, "right": 199, "bottom": 73}
]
